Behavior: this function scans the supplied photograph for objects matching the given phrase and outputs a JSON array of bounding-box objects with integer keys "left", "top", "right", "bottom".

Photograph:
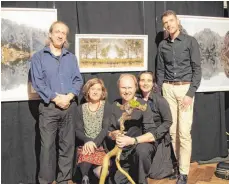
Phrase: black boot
[
  {"left": 82, "top": 175, "right": 90, "bottom": 184},
  {"left": 168, "top": 164, "right": 179, "bottom": 180},
  {"left": 176, "top": 174, "right": 188, "bottom": 184},
  {"left": 169, "top": 144, "right": 179, "bottom": 180}
]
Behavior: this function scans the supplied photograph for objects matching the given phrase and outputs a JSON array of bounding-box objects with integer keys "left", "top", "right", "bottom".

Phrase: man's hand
[
  {"left": 53, "top": 93, "right": 74, "bottom": 109},
  {"left": 109, "top": 130, "right": 126, "bottom": 140},
  {"left": 116, "top": 135, "right": 135, "bottom": 148},
  {"left": 52, "top": 95, "right": 64, "bottom": 107},
  {"left": 181, "top": 95, "right": 193, "bottom": 111},
  {"left": 82, "top": 141, "right": 97, "bottom": 155},
  {"left": 53, "top": 94, "right": 70, "bottom": 109}
]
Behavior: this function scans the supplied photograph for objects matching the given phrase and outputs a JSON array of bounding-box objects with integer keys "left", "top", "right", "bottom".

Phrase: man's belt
[{"left": 164, "top": 81, "right": 191, "bottom": 85}]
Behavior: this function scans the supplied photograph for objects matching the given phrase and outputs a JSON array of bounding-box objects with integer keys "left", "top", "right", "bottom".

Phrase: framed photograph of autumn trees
[{"left": 75, "top": 34, "right": 148, "bottom": 73}]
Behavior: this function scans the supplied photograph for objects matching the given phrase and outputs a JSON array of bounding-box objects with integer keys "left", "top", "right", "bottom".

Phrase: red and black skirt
[{"left": 77, "top": 146, "right": 106, "bottom": 166}]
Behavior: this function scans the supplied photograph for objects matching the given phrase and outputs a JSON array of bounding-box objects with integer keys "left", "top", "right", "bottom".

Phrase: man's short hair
[
  {"left": 117, "top": 73, "right": 138, "bottom": 89},
  {"left": 161, "top": 10, "right": 177, "bottom": 20}
]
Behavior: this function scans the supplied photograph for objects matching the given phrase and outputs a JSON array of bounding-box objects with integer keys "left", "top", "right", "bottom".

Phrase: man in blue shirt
[{"left": 30, "top": 21, "right": 83, "bottom": 184}]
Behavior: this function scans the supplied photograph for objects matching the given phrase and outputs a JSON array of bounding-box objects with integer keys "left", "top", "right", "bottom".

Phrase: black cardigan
[
  {"left": 75, "top": 101, "right": 112, "bottom": 147},
  {"left": 137, "top": 92, "right": 172, "bottom": 145}
]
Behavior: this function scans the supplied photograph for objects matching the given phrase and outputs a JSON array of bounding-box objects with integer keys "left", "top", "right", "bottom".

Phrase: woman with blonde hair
[{"left": 75, "top": 78, "right": 112, "bottom": 184}]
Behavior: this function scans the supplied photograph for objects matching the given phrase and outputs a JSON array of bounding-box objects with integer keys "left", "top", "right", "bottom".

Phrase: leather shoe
[
  {"left": 176, "top": 174, "right": 188, "bottom": 184},
  {"left": 82, "top": 175, "right": 90, "bottom": 184}
]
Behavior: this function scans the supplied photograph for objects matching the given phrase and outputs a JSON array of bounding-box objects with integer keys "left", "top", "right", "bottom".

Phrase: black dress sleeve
[
  {"left": 152, "top": 95, "right": 172, "bottom": 140},
  {"left": 142, "top": 102, "right": 157, "bottom": 134}
]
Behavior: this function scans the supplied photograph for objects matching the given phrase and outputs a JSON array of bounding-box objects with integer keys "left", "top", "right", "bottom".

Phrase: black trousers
[
  {"left": 108, "top": 143, "right": 157, "bottom": 184},
  {"left": 38, "top": 102, "right": 76, "bottom": 184}
]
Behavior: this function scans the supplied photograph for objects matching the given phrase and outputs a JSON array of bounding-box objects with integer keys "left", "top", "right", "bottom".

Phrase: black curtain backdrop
[
  {"left": 1, "top": 1, "right": 228, "bottom": 184},
  {"left": 226, "top": 1, "right": 229, "bottom": 149}
]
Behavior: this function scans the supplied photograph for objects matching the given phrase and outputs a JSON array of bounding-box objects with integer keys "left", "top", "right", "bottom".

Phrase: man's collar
[
  {"left": 43, "top": 46, "right": 51, "bottom": 53},
  {"left": 176, "top": 32, "right": 185, "bottom": 41},
  {"left": 43, "top": 46, "right": 69, "bottom": 55},
  {"left": 166, "top": 32, "right": 184, "bottom": 42},
  {"left": 62, "top": 47, "right": 69, "bottom": 55}
]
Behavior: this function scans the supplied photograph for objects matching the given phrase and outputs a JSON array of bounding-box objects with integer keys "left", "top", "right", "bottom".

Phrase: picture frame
[
  {"left": 177, "top": 15, "right": 229, "bottom": 92},
  {"left": 75, "top": 34, "right": 148, "bottom": 73},
  {"left": 1, "top": 8, "right": 57, "bottom": 101}
]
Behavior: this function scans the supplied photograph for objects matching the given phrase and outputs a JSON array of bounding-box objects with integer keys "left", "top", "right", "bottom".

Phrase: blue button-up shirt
[{"left": 30, "top": 46, "right": 83, "bottom": 104}]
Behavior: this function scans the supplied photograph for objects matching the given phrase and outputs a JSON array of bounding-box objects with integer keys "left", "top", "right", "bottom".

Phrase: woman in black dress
[{"left": 137, "top": 71, "right": 173, "bottom": 179}]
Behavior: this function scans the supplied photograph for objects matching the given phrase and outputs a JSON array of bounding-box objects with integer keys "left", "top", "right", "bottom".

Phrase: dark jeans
[
  {"left": 108, "top": 143, "right": 157, "bottom": 184},
  {"left": 38, "top": 102, "right": 76, "bottom": 184}
]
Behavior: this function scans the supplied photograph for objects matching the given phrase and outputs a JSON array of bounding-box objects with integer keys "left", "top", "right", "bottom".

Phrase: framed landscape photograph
[
  {"left": 1, "top": 8, "right": 57, "bottom": 101},
  {"left": 75, "top": 34, "right": 148, "bottom": 73},
  {"left": 178, "top": 15, "right": 229, "bottom": 92}
]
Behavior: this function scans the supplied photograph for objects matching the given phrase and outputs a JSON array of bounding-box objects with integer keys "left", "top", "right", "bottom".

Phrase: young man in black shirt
[{"left": 156, "top": 10, "right": 202, "bottom": 184}]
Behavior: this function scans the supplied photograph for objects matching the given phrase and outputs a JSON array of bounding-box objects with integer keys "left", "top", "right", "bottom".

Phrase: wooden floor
[
  {"left": 148, "top": 162, "right": 228, "bottom": 184},
  {"left": 63, "top": 162, "right": 228, "bottom": 184}
]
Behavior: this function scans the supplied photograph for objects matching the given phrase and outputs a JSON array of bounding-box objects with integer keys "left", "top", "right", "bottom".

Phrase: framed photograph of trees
[
  {"left": 1, "top": 8, "right": 57, "bottom": 101},
  {"left": 178, "top": 15, "right": 229, "bottom": 92},
  {"left": 75, "top": 34, "right": 148, "bottom": 73}
]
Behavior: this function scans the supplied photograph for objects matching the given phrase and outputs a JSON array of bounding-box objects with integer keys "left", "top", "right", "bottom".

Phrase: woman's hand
[
  {"left": 82, "top": 141, "right": 97, "bottom": 155},
  {"left": 116, "top": 135, "right": 135, "bottom": 148}
]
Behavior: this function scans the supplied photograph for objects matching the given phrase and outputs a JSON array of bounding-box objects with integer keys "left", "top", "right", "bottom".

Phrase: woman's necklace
[{"left": 88, "top": 101, "right": 101, "bottom": 112}]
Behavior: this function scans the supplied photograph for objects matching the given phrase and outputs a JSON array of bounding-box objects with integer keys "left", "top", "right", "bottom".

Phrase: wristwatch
[{"left": 133, "top": 137, "right": 138, "bottom": 145}]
